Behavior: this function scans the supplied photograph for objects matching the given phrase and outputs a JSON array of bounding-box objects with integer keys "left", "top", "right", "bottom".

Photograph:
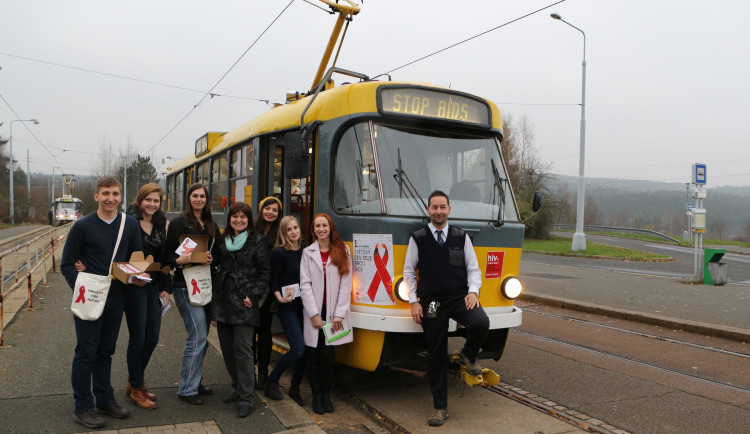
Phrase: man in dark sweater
[
  {"left": 403, "top": 190, "right": 489, "bottom": 427},
  {"left": 61, "top": 177, "right": 147, "bottom": 429}
]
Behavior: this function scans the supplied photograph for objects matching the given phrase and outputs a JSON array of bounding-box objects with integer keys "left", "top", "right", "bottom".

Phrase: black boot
[
  {"left": 307, "top": 348, "right": 325, "bottom": 415},
  {"left": 288, "top": 385, "right": 304, "bottom": 407},
  {"left": 322, "top": 394, "right": 334, "bottom": 413},
  {"left": 255, "top": 367, "right": 268, "bottom": 390},
  {"left": 264, "top": 380, "right": 283, "bottom": 400}
]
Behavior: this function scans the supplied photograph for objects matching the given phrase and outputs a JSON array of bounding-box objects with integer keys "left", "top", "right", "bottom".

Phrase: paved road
[{"left": 526, "top": 233, "right": 750, "bottom": 284}]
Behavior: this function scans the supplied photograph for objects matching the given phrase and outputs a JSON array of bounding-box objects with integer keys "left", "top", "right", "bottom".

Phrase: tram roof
[{"left": 167, "top": 81, "right": 502, "bottom": 174}]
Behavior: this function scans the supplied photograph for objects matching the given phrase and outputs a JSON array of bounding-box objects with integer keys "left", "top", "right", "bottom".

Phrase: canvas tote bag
[
  {"left": 183, "top": 264, "right": 212, "bottom": 306},
  {"left": 70, "top": 212, "right": 126, "bottom": 321}
]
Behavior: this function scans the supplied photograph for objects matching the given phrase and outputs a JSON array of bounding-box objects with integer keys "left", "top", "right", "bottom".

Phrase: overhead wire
[
  {"left": 379, "top": 0, "right": 567, "bottom": 76},
  {"left": 143, "top": 0, "right": 297, "bottom": 156},
  {"left": 0, "top": 92, "right": 68, "bottom": 174},
  {"left": 0, "top": 52, "right": 276, "bottom": 104}
]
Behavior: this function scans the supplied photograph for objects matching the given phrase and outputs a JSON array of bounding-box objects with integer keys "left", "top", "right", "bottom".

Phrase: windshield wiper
[
  {"left": 490, "top": 159, "right": 507, "bottom": 227},
  {"left": 393, "top": 148, "right": 428, "bottom": 218}
]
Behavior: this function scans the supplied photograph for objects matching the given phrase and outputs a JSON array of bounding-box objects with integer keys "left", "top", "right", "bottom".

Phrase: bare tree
[
  {"left": 501, "top": 114, "right": 556, "bottom": 239},
  {"left": 93, "top": 137, "right": 117, "bottom": 177}
]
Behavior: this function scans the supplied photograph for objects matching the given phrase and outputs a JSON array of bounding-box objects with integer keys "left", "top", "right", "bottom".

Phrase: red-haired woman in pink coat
[{"left": 299, "top": 213, "right": 353, "bottom": 415}]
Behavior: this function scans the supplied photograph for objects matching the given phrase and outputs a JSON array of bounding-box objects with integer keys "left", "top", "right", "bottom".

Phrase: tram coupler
[{"left": 449, "top": 353, "right": 501, "bottom": 387}]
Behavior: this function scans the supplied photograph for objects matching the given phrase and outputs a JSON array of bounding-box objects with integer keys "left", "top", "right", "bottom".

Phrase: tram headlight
[
  {"left": 501, "top": 276, "right": 523, "bottom": 300},
  {"left": 394, "top": 277, "right": 410, "bottom": 303}
]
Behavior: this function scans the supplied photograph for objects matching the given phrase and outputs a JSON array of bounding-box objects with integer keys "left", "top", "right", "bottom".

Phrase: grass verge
[{"left": 523, "top": 235, "right": 671, "bottom": 261}]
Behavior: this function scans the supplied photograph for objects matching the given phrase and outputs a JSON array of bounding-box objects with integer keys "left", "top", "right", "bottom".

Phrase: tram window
[
  {"left": 175, "top": 171, "right": 184, "bottom": 211},
  {"left": 230, "top": 148, "right": 242, "bottom": 178},
  {"left": 212, "top": 154, "right": 227, "bottom": 182},
  {"left": 245, "top": 142, "right": 255, "bottom": 177},
  {"left": 273, "top": 147, "right": 283, "bottom": 196},
  {"left": 166, "top": 175, "right": 173, "bottom": 211},
  {"left": 211, "top": 181, "right": 227, "bottom": 212},
  {"left": 332, "top": 122, "right": 519, "bottom": 221},
  {"left": 196, "top": 161, "right": 210, "bottom": 186},
  {"left": 333, "top": 123, "right": 382, "bottom": 214}
]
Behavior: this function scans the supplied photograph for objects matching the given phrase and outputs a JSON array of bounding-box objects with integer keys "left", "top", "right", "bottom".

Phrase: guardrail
[
  {"left": 550, "top": 224, "right": 680, "bottom": 243},
  {"left": 0, "top": 224, "right": 71, "bottom": 347}
]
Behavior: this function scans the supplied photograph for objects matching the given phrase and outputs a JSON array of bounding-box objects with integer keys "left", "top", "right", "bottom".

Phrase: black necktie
[{"left": 436, "top": 230, "right": 444, "bottom": 246}]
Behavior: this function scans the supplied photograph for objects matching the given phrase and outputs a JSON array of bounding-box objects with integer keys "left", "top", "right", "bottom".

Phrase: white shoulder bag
[
  {"left": 183, "top": 236, "right": 215, "bottom": 306},
  {"left": 70, "top": 212, "right": 126, "bottom": 321}
]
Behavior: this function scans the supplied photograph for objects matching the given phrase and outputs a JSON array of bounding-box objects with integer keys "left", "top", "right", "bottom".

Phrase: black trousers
[
  {"left": 420, "top": 296, "right": 489, "bottom": 410},
  {"left": 217, "top": 322, "right": 255, "bottom": 404},
  {"left": 306, "top": 330, "right": 335, "bottom": 398}
]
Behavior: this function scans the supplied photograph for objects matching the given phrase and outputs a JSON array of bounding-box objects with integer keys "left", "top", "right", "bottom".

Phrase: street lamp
[
  {"left": 9, "top": 119, "right": 40, "bottom": 224},
  {"left": 551, "top": 12, "right": 588, "bottom": 251}
]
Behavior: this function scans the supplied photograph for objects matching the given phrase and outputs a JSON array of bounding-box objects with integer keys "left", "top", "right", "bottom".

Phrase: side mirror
[
  {"left": 284, "top": 132, "right": 308, "bottom": 179},
  {"left": 532, "top": 191, "right": 542, "bottom": 213}
]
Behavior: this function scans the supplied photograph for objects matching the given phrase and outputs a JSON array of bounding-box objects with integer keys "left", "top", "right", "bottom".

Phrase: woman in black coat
[{"left": 212, "top": 202, "right": 271, "bottom": 418}]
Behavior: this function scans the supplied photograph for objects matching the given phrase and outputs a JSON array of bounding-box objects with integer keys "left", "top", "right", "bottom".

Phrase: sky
[{"left": 1, "top": 0, "right": 749, "bottom": 187}]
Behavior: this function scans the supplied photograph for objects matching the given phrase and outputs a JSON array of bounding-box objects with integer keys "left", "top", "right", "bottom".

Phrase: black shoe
[
  {"left": 197, "top": 383, "right": 213, "bottom": 395},
  {"left": 322, "top": 395, "right": 334, "bottom": 413},
  {"left": 238, "top": 401, "right": 253, "bottom": 418},
  {"left": 96, "top": 402, "right": 130, "bottom": 419},
  {"left": 255, "top": 370, "right": 267, "bottom": 390},
  {"left": 73, "top": 411, "right": 106, "bottom": 429},
  {"left": 312, "top": 395, "right": 325, "bottom": 415},
  {"left": 223, "top": 391, "right": 240, "bottom": 403},
  {"left": 179, "top": 394, "right": 205, "bottom": 405},
  {"left": 264, "top": 381, "right": 283, "bottom": 401},
  {"left": 288, "top": 387, "right": 304, "bottom": 407}
]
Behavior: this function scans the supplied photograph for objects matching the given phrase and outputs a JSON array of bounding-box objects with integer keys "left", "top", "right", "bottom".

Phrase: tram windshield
[
  {"left": 334, "top": 122, "right": 519, "bottom": 222},
  {"left": 54, "top": 200, "right": 82, "bottom": 215}
]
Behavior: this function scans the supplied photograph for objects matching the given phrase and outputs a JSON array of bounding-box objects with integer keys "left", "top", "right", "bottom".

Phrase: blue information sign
[{"left": 692, "top": 163, "right": 707, "bottom": 185}]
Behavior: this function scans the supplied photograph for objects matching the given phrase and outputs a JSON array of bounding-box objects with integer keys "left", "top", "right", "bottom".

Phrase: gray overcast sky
[{"left": 2, "top": 0, "right": 749, "bottom": 187}]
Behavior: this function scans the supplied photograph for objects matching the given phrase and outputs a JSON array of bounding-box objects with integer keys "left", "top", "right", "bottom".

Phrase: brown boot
[
  {"left": 130, "top": 387, "right": 157, "bottom": 409},
  {"left": 127, "top": 381, "right": 157, "bottom": 400},
  {"left": 142, "top": 381, "right": 157, "bottom": 400}
]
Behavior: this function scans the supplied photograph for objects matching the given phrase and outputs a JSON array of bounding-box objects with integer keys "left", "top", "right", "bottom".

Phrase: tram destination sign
[{"left": 378, "top": 87, "right": 491, "bottom": 127}]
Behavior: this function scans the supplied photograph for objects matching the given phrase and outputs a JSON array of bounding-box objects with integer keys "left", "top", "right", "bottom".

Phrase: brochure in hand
[
  {"left": 282, "top": 283, "right": 300, "bottom": 299},
  {"left": 322, "top": 318, "right": 351, "bottom": 343}
]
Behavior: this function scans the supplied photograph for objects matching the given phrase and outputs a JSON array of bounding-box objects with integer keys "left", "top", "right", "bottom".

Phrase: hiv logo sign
[
  {"left": 367, "top": 243, "right": 394, "bottom": 302},
  {"left": 191, "top": 279, "right": 200, "bottom": 295},
  {"left": 75, "top": 285, "right": 86, "bottom": 303}
]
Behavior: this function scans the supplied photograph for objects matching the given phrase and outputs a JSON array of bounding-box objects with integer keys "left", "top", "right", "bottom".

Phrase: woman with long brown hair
[
  {"left": 165, "top": 183, "right": 221, "bottom": 405},
  {"left": 212, "top": 202, "right": 270, "bottom": 418},
  {"left": 123, "top": 183, "right": 172, "bottom": 408},
  {"left": 299, "top": 213, "right": 353, "bottom": 414},
  {"left": 253, "top": 196, "right": 282, "bottom": 389}
]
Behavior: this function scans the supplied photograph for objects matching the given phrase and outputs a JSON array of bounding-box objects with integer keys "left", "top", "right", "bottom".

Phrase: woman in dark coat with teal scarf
[{"left": 212, "top": 202, "right": 271, "bottom": 418}]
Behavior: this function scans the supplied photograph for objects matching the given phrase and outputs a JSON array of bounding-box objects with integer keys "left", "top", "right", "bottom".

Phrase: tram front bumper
[{"left": 350, "top": 306, "right": 523, "bottom": 333}]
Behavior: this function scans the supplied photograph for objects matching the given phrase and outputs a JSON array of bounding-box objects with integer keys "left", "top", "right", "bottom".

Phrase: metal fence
[
  {"left": 550, "top": 224, "right": 680, "bottom": 243},
  {"left": 0, "top": 225, "right": 71, "bottom": 347}
]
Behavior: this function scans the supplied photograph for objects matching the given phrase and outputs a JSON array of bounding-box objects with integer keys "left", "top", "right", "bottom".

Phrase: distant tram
[
  {"left": 165, "top": 0, "right": 536, "bottom": 371},
  {"left": 51, "top": 195, "right": 82, "bottom": 226}
]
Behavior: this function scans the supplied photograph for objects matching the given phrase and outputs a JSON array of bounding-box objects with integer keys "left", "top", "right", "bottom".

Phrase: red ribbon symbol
[
  {"left": 191, "top": 279, "right": 200, "bottom": 295},
  {"left": 367, "top": 243, "right": 394, "bottom": 302},
  {"left": 75, "top": 285, "right": 86, "bottom": 304}
]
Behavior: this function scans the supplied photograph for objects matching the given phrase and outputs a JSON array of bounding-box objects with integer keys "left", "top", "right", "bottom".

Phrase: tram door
[{"left": 260, "top": 133, "right": 311, "bottom": 240}]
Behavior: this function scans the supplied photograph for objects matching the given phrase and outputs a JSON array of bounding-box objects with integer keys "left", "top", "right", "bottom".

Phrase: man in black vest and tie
[{"left": 403, "top": 190, "right": 489, "bottom": 427}]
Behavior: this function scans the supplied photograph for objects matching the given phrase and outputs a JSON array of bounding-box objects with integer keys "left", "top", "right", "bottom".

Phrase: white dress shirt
[{"left": 403, "top": 223, "right": 481, "bottom": 304}]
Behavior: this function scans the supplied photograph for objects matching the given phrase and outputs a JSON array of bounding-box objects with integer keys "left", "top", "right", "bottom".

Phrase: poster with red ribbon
[{"left": 352, "top": 234, "right": 395, "bottom": 305}]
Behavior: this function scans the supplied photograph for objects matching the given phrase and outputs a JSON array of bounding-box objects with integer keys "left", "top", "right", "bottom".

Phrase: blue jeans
[
  {"left": 268, "top": 300, "right": 305, "bottom": 387},
  {"left": 123, "top": 282, "right": 162, "bottom": 388},
  {"left": 72, "top": 287, "right": 124, "bottom": 414},
  {"left": 174, "top": 287, "right": 208, "bottom": 396}
]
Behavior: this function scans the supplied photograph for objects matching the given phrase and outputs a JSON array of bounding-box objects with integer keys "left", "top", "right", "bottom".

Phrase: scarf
[{"left": 225, "top": 231, "right": 248, "bottom": 252}]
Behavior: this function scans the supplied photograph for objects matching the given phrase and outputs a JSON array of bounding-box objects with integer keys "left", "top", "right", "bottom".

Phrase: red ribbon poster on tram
[
  {"left": 485, "top": 251, "right": 505, "bottom": 279},
  {"left": 352, "top": 233, "right": 395, "bottom": 305}
]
